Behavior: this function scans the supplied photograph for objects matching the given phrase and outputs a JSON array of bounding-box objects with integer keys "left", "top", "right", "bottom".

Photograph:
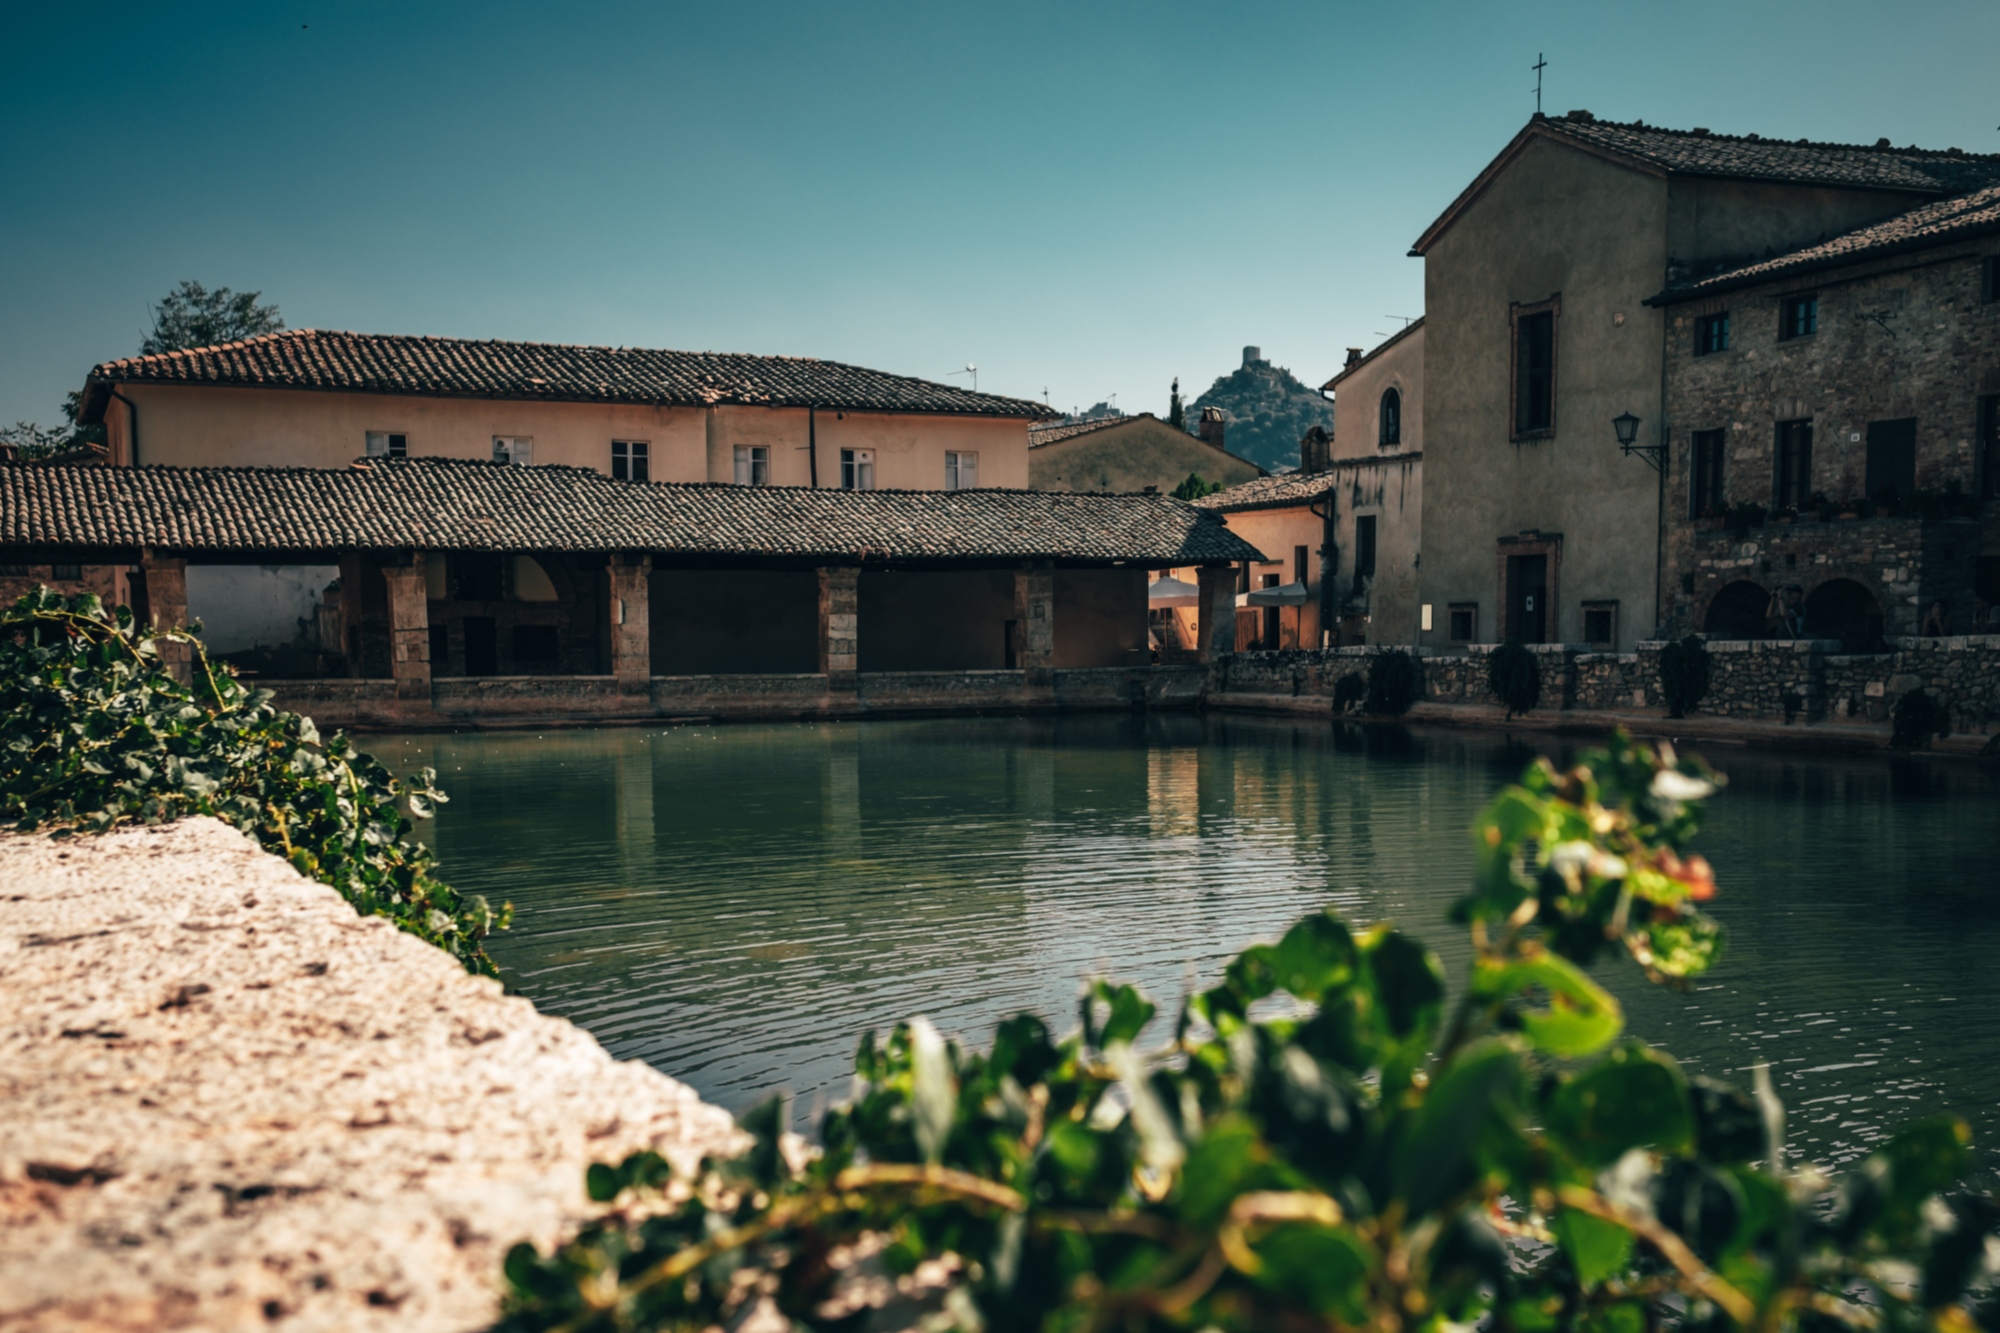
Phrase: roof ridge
[{"left": 1547, "top": 113, "right": 2000, "bottom": 162}]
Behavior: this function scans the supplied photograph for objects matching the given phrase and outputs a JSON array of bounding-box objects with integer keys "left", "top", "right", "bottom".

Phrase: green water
[{"left": 372, "top": 714, "right": 2000, "bottom": 1177}]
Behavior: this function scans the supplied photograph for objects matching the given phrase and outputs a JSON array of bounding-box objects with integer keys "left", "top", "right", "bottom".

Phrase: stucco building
[
  {"left": 1317, "top": 320, "right": 1424, "bottom": 645},
  {"left": 1028, "top": 412, "right": 1263, "bottom": 495},
  {"left": 1411, "top": 112, "right": 2000, "bottom": 651},
  {"left": 1650, "top": 181, "right": 2000, "bottom": 643}
]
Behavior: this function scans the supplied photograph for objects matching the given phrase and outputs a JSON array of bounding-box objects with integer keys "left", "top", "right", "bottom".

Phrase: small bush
[
  {"left": 1364, "top": 648, "right": 1422, "bottom": 716},
  {"left": 1487, "top": 640, "right": 1541, "bottom": 718},
  {"left": 1330, "top": 671, "right": 1364, "bottom": 712},
  {"left": 0, "top": 589, "right": 508, "bottom": 975},
  {"left": 1659, "top": 634, "right": 1712, "bottom": 719},
  {"left": 1892, "top": 687, "right": 1949, "bottom": 749}
]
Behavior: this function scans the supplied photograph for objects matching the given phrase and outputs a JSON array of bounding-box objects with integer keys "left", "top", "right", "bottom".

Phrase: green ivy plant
[
  {"left": 0, "top": 589, "right": 507, "bottom": 975},
  {"left": 496, "top": 733, "right": 1997, "bottom": 1332},
  {"left": 1489, "top": 640, "right": 1542, "bottom": 719}
]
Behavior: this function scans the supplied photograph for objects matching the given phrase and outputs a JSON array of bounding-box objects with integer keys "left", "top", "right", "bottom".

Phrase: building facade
[
  {"left": 1028, "top": 412, "right": 1263, "bottom": 495},
  {"left": 1319, "top": 320, "right": 1424, "bottom": 645},
  {"left": 1651, "top": 182, "right": 2000, "bottom": 642},
  {"left": 1411, "top": 113, "right": 2000, "bottom": 651}
]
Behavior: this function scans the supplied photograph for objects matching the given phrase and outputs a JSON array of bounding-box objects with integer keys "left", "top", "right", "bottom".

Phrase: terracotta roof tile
[
  {"left": 1195, "top": 470, "right": 1342, "bottom": 513},
  {"left": 81, "top": 330, "right": 1057, "bottom": 421},
  {"left": 1546, "top": 116, "right": 2000, "bottom": 194},
  {"left": 1651, "top": 182, "right": 2000, "bottom": 302},
  {"left": 0, "top": 458, "right": 1262, "bottom": 566}
]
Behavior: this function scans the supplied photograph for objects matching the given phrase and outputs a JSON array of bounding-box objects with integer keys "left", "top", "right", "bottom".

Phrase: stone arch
[
  {"left": 1804, "top": 578, "right": 1883, "bottom": 652},
  {"left": 1702, "top": 580, "right": 1769, "bottom": 639}
]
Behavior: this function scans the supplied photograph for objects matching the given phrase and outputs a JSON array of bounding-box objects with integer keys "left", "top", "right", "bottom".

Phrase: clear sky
[{"left": 4, "top": 0, "right": 1998, "bottom": 429}]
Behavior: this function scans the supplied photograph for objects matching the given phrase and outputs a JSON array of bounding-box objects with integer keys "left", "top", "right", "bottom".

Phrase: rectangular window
[
  {"left": 1293, "top": 545, "right": 1309, "bottom": 583},
  {"left": 1779, "top": 294, "right": 1818, "bottom": 340},
  {"left": 944, "top": 450, "right": 978, "bottom": 490},
  {"left": 1984, "top": 257, "right": 1999, "bottom": 305},
  {"left": 733, "top": 445, "right": 770, "bottom": 486},
  {"left": 492, "top": 436, "right": 533, "bottom": 465},
  {"left": 1864, "top": 418, "right": 1917, "bottom": 506},
  {"left": 1581, "top": 600, "right": 1618, "bottom": 646},
  {"left": 1982, "top": 395, "right": 2000, "bottom": 500},
  {"left": 0, "top": 564, "right": 30, "bottom": 577},
  {"left": 1353, "top": 515, "right": 1378, "bottom": 580},
  {"left": 1448, "top": 602, "right": 1478, "bottom": 643},
  {"left": 1695, "top": 312, "right": 1730, "bottom": 355},
  {"left": 1690, "top": 428, "right": 1726, "bottom": 518},
  {"left": 840, "top": 448, "right": 875, "bottom": 491},
  {"left": 51, "top": 563, "right": 82, "bottom": 581},
  {"left": 1773, "top": 419, "right": 1813, "bottom": 509},
  {"left": 611, "top": 440, "right": 649, "bottom": 482},
  {"left": 365, "top": 430, "right": 407, "bottom": 458},
  {"left": 1513, "top": 303, "right": 1557, "bottom": 436}
]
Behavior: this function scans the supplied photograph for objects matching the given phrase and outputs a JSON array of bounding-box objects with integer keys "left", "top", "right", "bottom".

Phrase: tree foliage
[
  {"left": 0, "top": 590, "right": 506, "bottom": 974},
  {"left": 1185, "top": 357, "right": 1336, "bottom": 471},
  {"left": 0, "top": 420, "right": 77, "bottom": 460},
  {"left": 1659, "top": 635, "right": 1713, "bottom": 720},
  {"left": 1171, "top": 473, "right": 1224, "bottom": 502},
  {"left": 1364, "top": 649, "right": 1423, "bottom": 716},
  {"left": 495, "top": 734, "right": 1998, "bottom": 1333},
  {"left": 1168, "top": 377, "right": 1185, "bottom": 432},
  {"left": 140, "top": 279, "right": 285, "bottom": 355},
  {"left": 1891, "top": 688, "right": 1948, "bottom": 750},
  {"left": 1489, "top": 640, "right": 1542, "bottom": 719}
]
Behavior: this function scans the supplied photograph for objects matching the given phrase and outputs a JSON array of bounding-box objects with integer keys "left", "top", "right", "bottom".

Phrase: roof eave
[{"left": 1644, "top": 216, "right": 2000, "bottom": 306}]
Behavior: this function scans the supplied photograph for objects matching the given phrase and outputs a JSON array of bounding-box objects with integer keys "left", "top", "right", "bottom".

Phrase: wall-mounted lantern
[{"left": 1614, "top": 411, "right": 1664, "bottom": 471}]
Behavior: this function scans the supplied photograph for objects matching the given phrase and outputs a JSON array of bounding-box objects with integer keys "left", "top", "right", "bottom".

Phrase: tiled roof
[
  {"left": 79, "top": 329, "right": 1057, "bottom": 421},
  {"left": 1650, "top": 182, "right": 2000, "bottom": 303},
  {"left": 1413, "top": 114, "right": 2000, "bottom": 255},
  {"left": 1028, "top": 415, "right": 1135, "bottom": 447},
  {"left": 1544, "top": 116, "right": 2000, "bottom": 195},
  {"left": 0, "top": 458, "right": 1262, "bottom": 566},
  {"left": 1195, "top": 470, "right": 1341, "bottom": 513}
]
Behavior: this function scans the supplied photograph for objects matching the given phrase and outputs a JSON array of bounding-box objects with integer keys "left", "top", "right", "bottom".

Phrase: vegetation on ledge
[
  {"left": 498, "top": 735, "right": 1998, "bottom": 1332},
  {"left": 0, "top": 589, "right": 507, "bottom": 975}
]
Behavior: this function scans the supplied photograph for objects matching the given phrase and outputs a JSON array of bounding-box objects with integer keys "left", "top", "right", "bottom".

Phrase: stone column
[
  {"left": 818, "top": 566, "right": 859, "bottom": 694},
  {"left": 607, "top": 555, "right": 652, "bottom": 693},
  {"left": 1014, "top": 565, "right": 1055, "bottom": 687},
  {"left": 139, "top": 552, "right": 191, "bottom": 684},
  {"left": 1196, "top": 565, "right": 1238, "bottom": 663},
  {"left": 381, "top": 557, "right": 431, "bottom": 704}
]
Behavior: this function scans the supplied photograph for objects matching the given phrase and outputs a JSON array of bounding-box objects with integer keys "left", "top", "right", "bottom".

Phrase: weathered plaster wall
[
  {"left": 1029, "top": 416, "right": 1261, "bottom": 494},
  {"left": 1329, "top": 322, "right": 1424, "bottom": 462},
  {"left": 1666, "top": 177, "right": 1935, "bottom": 273},
  {"left": 704, "top": 407, "right": 1029, "bottom": 491},
  {"left": 186, "top": 564, "right": 339, "bottom": 653},
  {"left": 1419, "top": 136, "right": 1668, "bottom": 651},
  {"left": 1327, "top": 457, "right": 1424, "bottom": 646}
]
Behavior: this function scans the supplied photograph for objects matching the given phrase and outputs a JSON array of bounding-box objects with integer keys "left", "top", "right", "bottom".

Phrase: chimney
[
  {"left": 1199, "top": 406, "right": 1226, "bottom": 450},
  {"left": 1344, "top": 347, "right": 1363, "bottom": 368},
  {"left": 1242, "top": 346, "right": 1262, "bottom": 367}
]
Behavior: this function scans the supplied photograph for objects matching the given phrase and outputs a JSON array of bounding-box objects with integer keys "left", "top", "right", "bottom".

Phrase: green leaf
[
  {"left": 1179, "top": 1114, "right": 1263, "bottom": 1227},
  {"left": 1553, "top": 1207, "right": 1635, "bottom": 1288},
  {"left": 1393, "top": 1039, "right": 1524, "bottom": 1213},
  {"left": 1473, "top": 949, "right": 1624, "bottom": 1058},
  {"left": 1271, "top": 912, "right": 1358, "bottom": 1001},
  {"left": 1545, "top": 1045, "right": 1693, "bottom": 1169},
  {"left": 1365, "top": 929, "right": 1446, "bottom": 1040},
  {"left": 1083, "top": 981, "right": 1156, "bottom": 1049},
  {"left": 584, "top": 1161, "right": 621, "bottom": 1203},
  {"left": 1250, "top": 1223, "right": 1374, "bottom": 1322}
]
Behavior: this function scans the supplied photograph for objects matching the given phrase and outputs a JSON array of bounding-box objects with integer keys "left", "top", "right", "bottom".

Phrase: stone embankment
[
  {"left": 0, "top": 818, "right": 739, "bottom": 1333},
  {"left": 1209, "top": 637, "right": 2000, "bottom": 755}
]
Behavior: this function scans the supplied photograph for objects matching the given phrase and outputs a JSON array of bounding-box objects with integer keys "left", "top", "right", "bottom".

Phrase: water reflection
[{"left": 374, "top": 716, "right": 2000, "bottom": 1178}]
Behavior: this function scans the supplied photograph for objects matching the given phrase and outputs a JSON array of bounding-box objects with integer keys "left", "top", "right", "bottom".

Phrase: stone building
[
  {"left": 1411, "top": 112, "right": 2000, "bottom": 651},
  {"left": 1027, "top": 412, "right": 1263, "bottom": 495},
  {"left": 1650, "top": 182, "right": 2000, "bottom": 641},
  {"left": 0, "top": 457, "right": 1261, "bottom": 726}
]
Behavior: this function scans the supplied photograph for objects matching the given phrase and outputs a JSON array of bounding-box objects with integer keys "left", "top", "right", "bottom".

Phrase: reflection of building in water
[
  {"left": 1147, "top": 747, "right": 1200, "bottom": 840},
  {"left": 822, "top": 736, "right": 862, "bottom": 863},
  {"left": 615, "top": 745, "right": 656, "bottom": 879}
]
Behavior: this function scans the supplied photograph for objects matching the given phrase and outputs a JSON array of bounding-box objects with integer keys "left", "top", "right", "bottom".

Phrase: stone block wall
[
  {"left": 1687, "top": 638, "right": 1830, "bottom": 720},
  {"left": 1574, "top": 652, "right": 1645, "bottom": 711},
  {"left": 1821, "top": 636, "right": 2000, "bottom": 732}
]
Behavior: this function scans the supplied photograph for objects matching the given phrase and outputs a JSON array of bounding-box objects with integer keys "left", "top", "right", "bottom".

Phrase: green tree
[
  {"left": 0, "top": 420, "right": 76, "bottom": 461},
  {"left": 140, "top": 279, "right": 285, "bottom": 355},
  {"left": 1488, "top": 640, "right": 1542, "bottom": 718},
  {"left": 1172, "top": 472, "right": 1223, "bottom": 502},
  {"left": 497, "top": 735, "right": 1999, "bottom": 1333},
  {"left": 1169, "top": 377, "right": 1185, "bottom": 431}
]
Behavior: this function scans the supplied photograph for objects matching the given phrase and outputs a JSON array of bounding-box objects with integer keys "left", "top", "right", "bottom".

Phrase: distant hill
[{"left": 1186, "top": 351, "right": 1335, "bottom": 471}]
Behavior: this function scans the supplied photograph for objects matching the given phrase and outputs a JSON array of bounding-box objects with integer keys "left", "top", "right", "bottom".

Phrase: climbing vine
[
  {"left": 497, "top": 734, "right": 1998, "bottom": 1332},
  {"left": 0, "top": 589, "right": 507, "bottom": 975}
]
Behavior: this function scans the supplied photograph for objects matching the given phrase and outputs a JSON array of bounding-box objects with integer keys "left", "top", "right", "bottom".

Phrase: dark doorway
[
  {"left": 1703, "top": 580, "right": 1770, "bottom": 639},
  {"left": 1003, "top": 619, "right": 1018, "bottom": 669},
  {"left": 1261, "top": 574, "right": 1281, "bottom": 648},
  {"left": 1803, "top": 579, "right": 1882, "bottom": 653},
  {"left": 1506, "top": 554, "right": 1548, "bottom": 642},
  {"left": 463, "top": 617, "right": 498, "bottom": 675},
  {"left": 1865, "top": 418, "right": 1917, "bottom": 507}
]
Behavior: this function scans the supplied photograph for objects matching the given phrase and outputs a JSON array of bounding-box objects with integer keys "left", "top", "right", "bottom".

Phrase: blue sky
[{"left": 4, "top": 0, "right": 1998, "bottom": 429}]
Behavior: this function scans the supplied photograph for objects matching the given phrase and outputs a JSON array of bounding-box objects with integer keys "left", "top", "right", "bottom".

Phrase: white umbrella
[
  {"left": 1246, "top": 580, "right": 1309, "bottom": 607},
  {"left": 1148, "top": 576, "right": 1201, "bottom": 608}
]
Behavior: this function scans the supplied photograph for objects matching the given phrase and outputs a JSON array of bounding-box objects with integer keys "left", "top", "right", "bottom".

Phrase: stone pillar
[
  {"left": 607, "top": 555, "right": 652, "bottom": 693},
  {"left": 139, "top": 552, "right": 191, "bottom": 684},
  {"left": 818, "top": 566, "right": 859, "bottom": 694},
  {"left": 1014, "top": 564, "right": 1055, "bottom": 687},
  {"left": 1196, "top": 565, "right": 1238, "bottom": 663},
  {"left": 381, "top": 557, "right": 431, "bottom": 703}
]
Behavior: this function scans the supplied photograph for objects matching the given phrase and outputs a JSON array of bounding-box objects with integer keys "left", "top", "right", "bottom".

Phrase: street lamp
[{"left": 1614, "top": 410, "right": 1664, "bottom": 471}]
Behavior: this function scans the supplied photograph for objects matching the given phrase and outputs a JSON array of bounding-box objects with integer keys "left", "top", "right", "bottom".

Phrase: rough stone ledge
[{"left": 0, "top": 817, "right": 740, "bottom": 1333}]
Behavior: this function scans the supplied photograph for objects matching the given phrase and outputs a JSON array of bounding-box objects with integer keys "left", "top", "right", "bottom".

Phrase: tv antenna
[
  {"left": 1532, "top": 53, "right": 1547, "bottom": 115},
  {"left": 946, "top": 363, "right": 978, "bottom": 392}
]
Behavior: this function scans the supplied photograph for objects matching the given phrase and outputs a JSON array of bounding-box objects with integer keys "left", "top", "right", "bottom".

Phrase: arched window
[{"left": 1379, "top": 388, "right": 1402, "bottom": 447}]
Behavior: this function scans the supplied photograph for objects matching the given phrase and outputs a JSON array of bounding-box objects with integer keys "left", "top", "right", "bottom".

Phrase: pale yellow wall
[
  {"left": 1330, "top": 324, "right": 1423, "bottom": 463},
  {"left": 115, "top": 384, "right": 1030, "bottom": 487},
  {"left": 1029, "top": 417, "right": 1262, "bottom": 493}
]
